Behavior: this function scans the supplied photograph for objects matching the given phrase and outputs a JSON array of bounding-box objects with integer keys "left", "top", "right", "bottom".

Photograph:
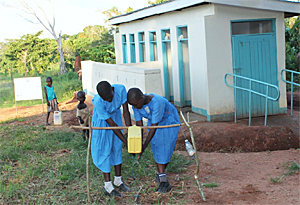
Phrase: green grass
[
  {"left": 0, "top": 69, "right": 82, "bottom": 109},
  {"left": 268, "top": 161, "right": 300, "bottom": 183},
  {"left": 0, "top": 117, "right": 25, "bottom": 124},
  {"left": 0, "top": 124, "right": 193, "bottom": 204},
  {"left": 203, "top": 182, "right": 219, "bottom": 188}
]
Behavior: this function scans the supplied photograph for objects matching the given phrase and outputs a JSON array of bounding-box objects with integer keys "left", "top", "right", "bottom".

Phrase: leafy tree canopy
[
  {"left": 285, "top": 16, "right": 300, "bottom": 74},
  {"left": 148, "top": 0, "right": 170, "bottom": 5},
  {"left": 0, "top": 31, "right": 58, "bottom": 75}
]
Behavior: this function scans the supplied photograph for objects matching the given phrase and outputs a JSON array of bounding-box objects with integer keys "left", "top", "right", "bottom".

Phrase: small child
[
  {"left": 76, "top": 91, "right": 90, "bottom": 141},
  {"left": 44, "top": 77, "right": 59, "bottom": 125}
]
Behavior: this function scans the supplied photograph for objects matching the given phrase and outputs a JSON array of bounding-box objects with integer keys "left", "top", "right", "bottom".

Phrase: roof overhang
[{"left": 110, "top": 0, "right": 300, "bottom": 25}]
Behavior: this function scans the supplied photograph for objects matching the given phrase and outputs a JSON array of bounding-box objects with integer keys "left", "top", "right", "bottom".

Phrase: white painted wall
[
  {"left": 115, "top": 4, "right": 215, "bottom": 111},
  {"left": 81, "top": 61, "right": 163, "bottom": 97},
  {"left": 113, "top": 2, "right": 287, "bottom": 120},
  {"left": 204, "top": 4, "right": 287, "bottom": 116},
  {"left": 114, "top": 33, "right": 122, "bottom": 64}
]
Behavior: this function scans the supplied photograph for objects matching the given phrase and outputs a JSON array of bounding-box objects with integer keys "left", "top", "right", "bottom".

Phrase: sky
[{"left": 0, "top": 0, "right": 150, "bottom": 42}]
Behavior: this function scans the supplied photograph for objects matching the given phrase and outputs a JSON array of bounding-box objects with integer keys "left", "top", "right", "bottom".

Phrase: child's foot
[
  {"left": 116, "top": 183, "right": 131, "bottom": 192},
  {"left": 102, "top": 188, "right": 122, "bottom": 197},
  {"left": 46, "top": 122, "right": 50, "bottom": 126},
  {"left": 156, "top": 181, "right": 172, "bottom": 193}
]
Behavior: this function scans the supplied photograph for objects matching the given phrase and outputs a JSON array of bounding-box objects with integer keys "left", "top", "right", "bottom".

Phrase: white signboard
[{"left": 14, "top": 77, "right": 43, "bottom": 101}]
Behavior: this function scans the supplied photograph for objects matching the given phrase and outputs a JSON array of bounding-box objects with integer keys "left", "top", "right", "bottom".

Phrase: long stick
[
  {"left": 180, "top": 110, "right": 205, "bottom": 201},
  {"left": 86, "top": 116, "right": 92, "bottom": 203},
  {"left": 70, "top": 121, "right": 198, "bottom": 130}
]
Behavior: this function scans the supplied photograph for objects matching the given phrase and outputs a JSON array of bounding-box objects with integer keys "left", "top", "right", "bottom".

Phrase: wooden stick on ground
[
  {"left": 180, "top": 110, "right": 206, "bottom": 201},
  {"left": 86, "top": 116, "right": 92, "bottom": 203}
]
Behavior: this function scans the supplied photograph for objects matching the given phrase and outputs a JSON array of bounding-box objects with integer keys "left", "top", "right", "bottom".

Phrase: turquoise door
[
  {"left": 231, "top": 20, "right": 279, "bottom": 118},
  {"left": 161, "top": 29, "right": 173, "bottom": 101},
  {"left": 177, "top": 26, "right": 191, "bottom": 107}
]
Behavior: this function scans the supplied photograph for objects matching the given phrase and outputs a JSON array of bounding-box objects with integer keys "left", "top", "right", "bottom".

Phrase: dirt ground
[{"left": 0, "top": 96, "right": 299, "bottom": 204}]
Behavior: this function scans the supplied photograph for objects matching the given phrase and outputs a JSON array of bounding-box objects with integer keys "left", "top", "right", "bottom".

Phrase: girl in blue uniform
[
  {"left": 91, "top": 81, "right": 132, "bottom": 197},
  {"left": 127, "top": 88, "right": 180, "bottom": 193}
]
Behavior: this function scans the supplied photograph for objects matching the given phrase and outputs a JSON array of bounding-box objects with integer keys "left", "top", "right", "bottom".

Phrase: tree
[
  {"left": 0, "top": 31, "right": 58, "bottom": 75},
  {"left": 102, "top": 6, "right": 122, "bottom": 24},
  {"left": 125, "top": 7, "right": 133, "bottom": 13},
  {"left": 80, "top": 44, "right": 115, "bottom": 64},
  {"left": 20, "top": 49, "right": 32, "bottom": 76},
  {"left": 4, "top": 0, "right": 66, "bottom": 74},
  {"left": 83, "top": 25, "right": 108, "bottom": 40},
  {"left": 285, "top": 16, "right": 300, "bottom": 72},
  {"left": 101, "top": 6, "right": 136, "bottom": 24},
  {"left": 148, "top": 0, "right": 170, "bottom": 5},
  {"left": 285, "top": 16, "right": 300, "bottom": 88}
]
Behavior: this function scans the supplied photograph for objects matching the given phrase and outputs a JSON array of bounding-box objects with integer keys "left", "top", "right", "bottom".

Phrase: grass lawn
[
  {"left": 0, "top": 124, "right": 192, "bottom": 204},
  {"left": 0, "top": 70, "right": 82, "bottom": 109}
]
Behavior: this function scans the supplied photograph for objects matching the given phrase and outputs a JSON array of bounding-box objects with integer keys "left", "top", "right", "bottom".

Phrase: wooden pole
[
  {"left": 14, "top": 77, "right": 17, "bottom": 115},
  {"left": 42, "top": 98, "right": 44, "bottom": 113},
  {"left": 10, "top": 63, "right": 13, "bottom": 86},
  {"left": 70, "top": 120, "right": 198, "bottom": 130},
  {"left": 15, "top": 100, "right": 18, "bottom": 115},
  {"left": 86, "top": 116, "right": 92, "bottom": 203},
  {"left": 180, "top": 110, "right": 206, "bottom": 201}
]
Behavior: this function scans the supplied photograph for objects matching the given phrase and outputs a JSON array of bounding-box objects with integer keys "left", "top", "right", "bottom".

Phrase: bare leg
[
  {"left": 157, "top": 163, "right": 167, "bottom": 173},
  {"left": 114, "top": 164, "right": 130, "bottom": 192},
  {"left": 46, "top": 112, "right": 50, "bottom": 125},
  {"left": 103, "top": 172, "right": 111, "bottom": 182},
  {"left": 114, "top": 164, "right": 121, "bottom": 176}
]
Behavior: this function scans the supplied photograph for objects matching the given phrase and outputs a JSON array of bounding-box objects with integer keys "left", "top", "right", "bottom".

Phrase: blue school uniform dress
[
  {"left": 91, "top": 84, "right": 127, "bottom": 173},
  {"left": 132, "top": 94, "right": 180, "bottom": 164}
]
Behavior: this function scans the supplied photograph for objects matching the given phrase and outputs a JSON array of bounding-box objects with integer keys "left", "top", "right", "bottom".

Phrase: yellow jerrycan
[
  {"left": 128, "top": 125, "right": 142, "bottom": 153},
  {"left": 54, "top": 111, "right": 63, "bottom": 125}
]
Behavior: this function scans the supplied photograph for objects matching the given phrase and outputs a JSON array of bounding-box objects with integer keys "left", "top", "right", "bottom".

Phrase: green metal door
[{"left": 231, "top": 20, "right": 280, "bottom": 118}]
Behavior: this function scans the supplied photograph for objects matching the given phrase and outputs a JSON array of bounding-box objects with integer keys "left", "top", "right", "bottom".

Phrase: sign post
[{"left": 14, "top": 77, "right": 44, "bottom": 114}]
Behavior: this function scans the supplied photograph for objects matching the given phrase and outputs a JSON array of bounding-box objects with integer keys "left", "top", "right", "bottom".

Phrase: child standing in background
[
  {"left": 76, "top": 91, "right": 90, "bottom": 141},
  {"left": 44, "top": 77, "right": 59, "bottom": 125}
]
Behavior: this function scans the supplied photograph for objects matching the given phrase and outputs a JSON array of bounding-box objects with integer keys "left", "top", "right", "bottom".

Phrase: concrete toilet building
[{"left": 108, "top": 0, "right": 300, "bottom": 121}]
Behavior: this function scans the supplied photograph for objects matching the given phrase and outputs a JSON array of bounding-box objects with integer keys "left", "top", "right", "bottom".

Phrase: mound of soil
[{"left": 176, "top": 123, "right": 299, "bottom": 152}]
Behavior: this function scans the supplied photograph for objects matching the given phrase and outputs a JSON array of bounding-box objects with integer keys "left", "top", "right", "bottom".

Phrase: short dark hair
[
  {"left": 77, "top": 91, "right": 85, "bottom": 98},
  {"left": 46, "top": 77, "right": 52, "bottom": 82},
  {"left": 96, "top": 81, "right": 112, "bottom": 99},
  {"left": 127, "top": 88, "right": 143, "bottom": 102}
]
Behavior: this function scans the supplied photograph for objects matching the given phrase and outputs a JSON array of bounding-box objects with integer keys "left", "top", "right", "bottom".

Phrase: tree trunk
[
  {"left": 25, "top": 62, "right": 27, "bottom": 76},
  {"left": 24, "top": 50, "right": 27, "bottom": 76},
  {"left": 56, "top": 36, "right": 66, "bottom": 74}
]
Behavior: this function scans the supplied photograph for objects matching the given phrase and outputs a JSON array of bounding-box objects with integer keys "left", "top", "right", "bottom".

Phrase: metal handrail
[
  {"left": 281, "top": 69, "right": 300, "bottom": 116},
  {"left": 225, "top": 73, "right": 280, "bottom": 126}
]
